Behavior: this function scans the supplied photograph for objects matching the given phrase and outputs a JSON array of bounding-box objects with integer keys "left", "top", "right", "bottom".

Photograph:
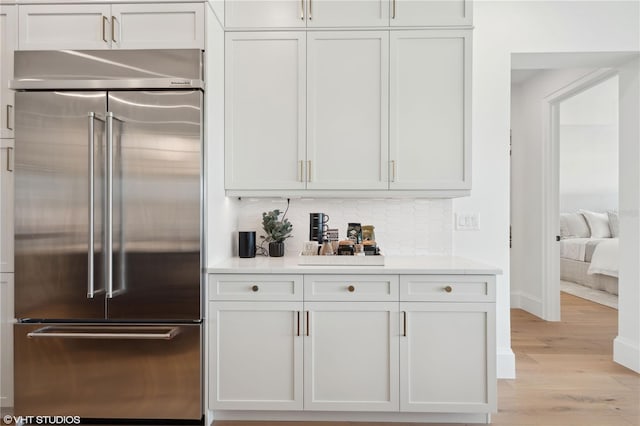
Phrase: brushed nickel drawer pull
[
  {"left": 6, "top": 105, "right": 13, "bottom": 130},
  {"left": 6, "top": 147, "right": 13, "bottom": 172},
  {"left": 444, "top": 285, "right": 453, "bottom": 293},
  {"left": 300, "top": 0, "right": 304, "bottom": 20},
  {"left": 402, "top": 311, "right": 407, "bottom": 336},
  {"left": 102, "top": 16, "right": 109, "bottom": 43},
  {"left": 347, "top": 285, "right": 355, "bottom": 293},
  {"left": 306, "top": 311, "right": 310, "bottom": 336},
  {"left": 307, "top": 160, "right": 312, "bottom": 182},
  {"left": 297, "top": 311, "right": 301, "bottom": 336},
  {"left": 111, "top": 16, "right": 117, "bottom": 43},
  {"left": 252, "top": 284, "right": 259, "bottom": 292}
]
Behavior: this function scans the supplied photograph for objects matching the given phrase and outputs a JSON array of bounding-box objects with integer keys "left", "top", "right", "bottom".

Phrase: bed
[{"left": 559, "top": 211, "right": 619, "bottom": 296}]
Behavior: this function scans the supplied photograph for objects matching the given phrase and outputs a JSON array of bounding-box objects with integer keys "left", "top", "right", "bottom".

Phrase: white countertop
[{"left": 207, "top": 255, "right": 502, "bottom": 275}]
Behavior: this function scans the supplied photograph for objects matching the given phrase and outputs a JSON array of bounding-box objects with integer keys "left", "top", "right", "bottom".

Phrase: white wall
[
  {"left": 207, "top": 1, "right": 640, "bottom": 377},
  {"left": 615, "top": 56, "right": 640, "bottom": 372},
  {"left": 458, "top": 0, "right": 639, "bottom": 377},
  {"left": 559, "top": 77, "right": 619, "bottom": 213}
]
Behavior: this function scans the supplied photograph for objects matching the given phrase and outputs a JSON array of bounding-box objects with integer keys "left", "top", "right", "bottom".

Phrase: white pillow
[
  {"left": 561, "top": 213, "right": 590, "bottom": 238},
  {"left": 580, "top": 210, "right": 611, "bottom": 238},
  {"left": 607, "top": 211, "right": 619, "bottom": 238}
]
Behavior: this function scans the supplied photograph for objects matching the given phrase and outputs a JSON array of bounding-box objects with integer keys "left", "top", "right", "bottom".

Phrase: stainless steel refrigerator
[{"left": 11, "top": 50, "right": 204, "bottom": 422}]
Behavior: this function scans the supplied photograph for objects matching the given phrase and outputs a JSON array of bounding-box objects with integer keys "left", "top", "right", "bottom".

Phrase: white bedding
[
  {"left": 559, "top": 238, "right": 608, "bottom": 261},
  {"left": 588, "top": 238, "right": 619, "bottom": 278}
]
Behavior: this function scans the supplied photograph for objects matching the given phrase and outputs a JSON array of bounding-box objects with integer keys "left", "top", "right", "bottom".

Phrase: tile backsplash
[{"left": 236, "top": 198, "right": 453, "bottom": 257}]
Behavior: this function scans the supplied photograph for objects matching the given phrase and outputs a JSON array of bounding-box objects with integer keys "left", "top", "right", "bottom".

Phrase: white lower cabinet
[
  {"left": 304, "top": 301, "right": 399, "bottom": 411},
  {"left": 0, "top": 273, "right": 14, "bottom": 408},
  {"left": 400, "top": 302, "right": 495, "bottom": 412},
  {"left": 208, "top": 272, "right": 496, "bottom": 419},
  {"left": 209, "top": 301, "right": 304, "bottom": 410}
]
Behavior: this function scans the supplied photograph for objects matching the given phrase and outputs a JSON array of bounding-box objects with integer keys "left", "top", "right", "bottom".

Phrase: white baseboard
[
  {"left": 497, "top": 347, "right": 516, "bottom": 379},
  {"left": 516, "top": 292, "right": 544, "bottom": 319},
  {"left": 510, "top": 291, "right": 521, "bottom": 309},
  {"left": 211, "top": 410, "right": 490, "bottom": 424},
  {"left": 614, "top": 336, "right": 640, "bottom": 373}
]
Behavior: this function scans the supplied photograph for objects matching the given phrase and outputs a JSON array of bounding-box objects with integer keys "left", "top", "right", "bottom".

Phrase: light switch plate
[{"left": 455, "top": 212, "right": 480, "bottom": 231}]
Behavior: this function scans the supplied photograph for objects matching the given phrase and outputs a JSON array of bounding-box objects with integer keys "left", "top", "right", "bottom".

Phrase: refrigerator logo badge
[{"left": 171, "top": 80, "right": 192, "bottom": 86}]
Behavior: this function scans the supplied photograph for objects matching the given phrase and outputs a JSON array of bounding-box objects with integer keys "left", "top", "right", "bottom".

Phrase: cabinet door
[
  {"left": 304, "top": 301, "right": 399, "bottom": 411},
  {"left": 390, "top": 30, "right": 471, "bottom": 191},
  {"left": 225, "top": 32, "right": 306, "bottom": 190},
  {"left": 0, "top": 141, "right": 14, "bottom": 273},
  {"left": 390, "top": 0, "right": 472, "bottom": 26},
  {"left": 18, "top": 4, "right": 112, "bottom": 50},
  {"left": 1, "top": 5, "right": 16, "bottom": 139},
  {"left": 0, "top": 273, "right": 14, "bottom": 408},
  {"left": 209, "top": 301, "right": 304, "bottom": 410},
  {"left": 111, "top": 3, "right": 204, "bottom": 49},
  {"left": 225, "top": 0, "right": 306, "bottom": 28},
  {"left": 400, "top": 302, "right": 496, "bottom": 413},
  {"left": 307, "top": 31, "right": 389, "bottom": 190},
  {"left": 307, "top": 0, "right": 389, "bottom": 27}
]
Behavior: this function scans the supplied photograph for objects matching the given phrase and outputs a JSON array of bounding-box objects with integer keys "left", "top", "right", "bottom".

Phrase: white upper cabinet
[
  {"left": 1, "top": 5, "right": 16, "bottom": 138},
  {"left": 0, "top": 140, "right": 14, "bottom": 273},
  {"left": 224, "top": 32, "right": 306, "bottom": 190},
  {"left": 224, "top": 0, "right": 390, "bottom": 28},
  {"left": 111, "top": 3, "right": 204, "bottom": 49},
  {"left": 306, "top": 31, "right": 388, "bottom": 190},
  {"left": 389, "top": 29, "right": 471, "bottom": 191},
  {"left": 390, "top": 0, "right": 472, "bottom": 26},
  {"left": 306, "top": 0, "right": 389, "bottom": 28},
  {"left": 18, "top": 3, "right": 204, "bottom": 50},
  {"left": 225, "top": 0, "right": 306, "bottom": 28}
]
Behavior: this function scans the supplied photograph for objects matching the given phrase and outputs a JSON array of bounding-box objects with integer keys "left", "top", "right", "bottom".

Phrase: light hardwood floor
[{"left": 215, "top": 293, "right": 640, "bottom": 426}]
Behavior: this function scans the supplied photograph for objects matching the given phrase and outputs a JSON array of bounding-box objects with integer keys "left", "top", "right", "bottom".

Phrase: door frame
[{"left": 541, "top": 68, "right": 619, "bottom": 321}]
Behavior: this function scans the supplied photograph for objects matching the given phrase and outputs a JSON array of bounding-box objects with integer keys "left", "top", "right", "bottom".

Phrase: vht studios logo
[{"left": 3, "top": 416, "right": 81, "bottom": 425}]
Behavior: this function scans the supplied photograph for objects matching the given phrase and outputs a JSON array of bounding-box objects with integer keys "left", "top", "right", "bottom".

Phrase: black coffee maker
[{"left": 309, "top": 213, "right": 330, "bottom": 242}]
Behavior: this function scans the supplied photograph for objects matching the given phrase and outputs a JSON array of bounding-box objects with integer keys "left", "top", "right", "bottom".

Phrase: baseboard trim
[
  {"left": 614, "top": 336, "right": 640, "bottom": 373},
  {"left": 497, "top": 347, "right": 516, "bottom": 379},
  {"left": 517, "top": 292, "right": 544, "bottom": 318},
  {"left": 510, "top": 292, "right": 521, "bottom": 309}
]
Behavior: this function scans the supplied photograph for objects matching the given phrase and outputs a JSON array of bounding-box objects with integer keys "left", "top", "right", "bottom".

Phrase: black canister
[{"left": 238, "top": 231, "right": 256, "bottom": 258}]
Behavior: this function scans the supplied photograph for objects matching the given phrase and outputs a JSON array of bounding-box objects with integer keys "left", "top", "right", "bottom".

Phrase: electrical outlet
[{"left": 455, "top": 213, "right": 480, "bottom": 231}]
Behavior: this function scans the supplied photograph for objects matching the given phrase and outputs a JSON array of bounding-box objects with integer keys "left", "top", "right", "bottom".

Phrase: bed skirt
[{"left": 560, "top": 257, "right": 618, "bottom": 295}]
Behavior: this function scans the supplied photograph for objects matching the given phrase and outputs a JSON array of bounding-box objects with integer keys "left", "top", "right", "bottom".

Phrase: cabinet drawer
[
  {"left": 304, "top": 275, "right": 399, "bottom": 301},
  {"left": 209, "top": 274, "right": 303, "bottom": 301},
  {"left": 400, "top": 275, "right": 495, "bottom": 302}
]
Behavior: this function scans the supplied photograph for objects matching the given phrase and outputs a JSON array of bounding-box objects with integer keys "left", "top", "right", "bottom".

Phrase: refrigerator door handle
[
  {"left": 106, "top": 112, "right": 114, "bottom": 298},
  {"left": 27, "top": 325, "right": 182, "bottom": 340},
  {"left": 87, "top": 113, "right": 106, "bottom": 299}
]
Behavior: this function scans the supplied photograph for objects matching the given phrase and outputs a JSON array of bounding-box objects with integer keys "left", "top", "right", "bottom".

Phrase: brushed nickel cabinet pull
[
  {"left": 347, "top": 285, "right": 355, "bottom": 293},
  {"left": 390, "top": 160, "right": 396, "bottom": 182},
  {"left": 111, "top": 16, "right": 116, "bottom": 43},
  {"left": 444, "top": 285, "right": 453, "bottom": 293},
  {"left": 306, "top": 311, "right": 310, "bottom": 336},
  {"left": 300, "top": 0, "right": 304, "bottom": 20},
  {"left": 6, "top": 105, "right": 13, "bottom": 130},
  {"left": 297, "top": 311, "right": 301, "bottom": 336},
  {"left": 307, "top": 160, "right": 312, "bottom": 182},
  {"left": 252, "top": 284, "right": 259, "bottom": 292},
  {"left": 392, "top": 0, "right": 396, "bottom": 19},
  {"left": 298, "top": 160, "right": 303, "bottom": 182},
  {"left": 402, "top": 311, "right": 407, "bottom": 336},
  {"left": 308, "top": 0, "right": 312, "bottom": 20},
  {"left": 102, "top": 16, "right": 109, "bottom": 43},
  {"left": 6, "top": 147, "right": 13, "bottom": 172}
]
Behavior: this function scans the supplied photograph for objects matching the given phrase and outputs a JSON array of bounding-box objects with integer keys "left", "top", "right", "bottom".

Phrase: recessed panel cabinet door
[
  {"left": 225, "top": 0, "right": 306, "bottom": 28},
  {"left": 304, "top": 301, "right": 399, "bottom": 411},
  {"left": 18, "top": 4, "right": 112, "bottom": 50},
  {"left": 390, "top": 30, "right": 471, "bottom": 190},
  {"left": 307, "top": 0, "right": 390, "bottom": 27},
  {"left": 307, "top": 31, "right": 389, "bottom": 190},
  {"left": 390, "top": 0, "right": 472, "bottom": 26},
  {"left": 1, "top": 5, "right": 16, "bottom": 138},
  {"left": 400, "top": 302, "right": 496, "bottom": 413},
  {"left": 0, "top": 273, "right": 14, "bottom": 408},
  {"left": 111, "top": 3, "right": 204, "bottom": 49},
  {"left": 225, "top": 32, "right": 306, "bottom": 190},
  {"left": 210, "top": 301, "right": 304, "bottom": 410}
]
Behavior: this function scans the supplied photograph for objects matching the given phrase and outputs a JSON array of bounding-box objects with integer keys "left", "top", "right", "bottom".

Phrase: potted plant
[{"left": 261, "top": 209, "right": 293, "bottom": 257}]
